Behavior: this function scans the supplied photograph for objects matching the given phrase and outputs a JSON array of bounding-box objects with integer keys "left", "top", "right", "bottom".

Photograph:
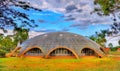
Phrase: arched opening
[
  {"left": 81, "top": 48, "right": 97, "bottom": 56},
  {"left": 50, "top": 48, "right": 73, "bottom": 56},
  {"left": 47, "top": 47, "right": 77, "bottom": 59},
  {"left": 24, "top": 48, "right": 42, "bottom": 56}
]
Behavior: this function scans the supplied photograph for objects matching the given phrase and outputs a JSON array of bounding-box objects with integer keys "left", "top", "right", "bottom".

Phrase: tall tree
[
  {"left": 13, "top": 28, "right": 28, "bottom": 45},
  {"left": 89, "top": 30, "right": 107, "bottom": 47},
  {"left": 0, "top": 0, "right": 41, "bottom": 31},
  {"left": 0, "top": 28, "right": 28, "bottom": 57},
  {"left": 94, "top": 0, "right": 120, "bottom": 15},
  {"left": 94, "top": 0, "right": 120, "bottom": 36}
]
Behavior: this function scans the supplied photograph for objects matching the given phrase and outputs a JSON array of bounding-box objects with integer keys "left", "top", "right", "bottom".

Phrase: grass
[
  {"left": 0, "top": 56, "right": 120, "bottom": 71},
  {"left": 109, "top": 51, "right": 120, "bottom": 55}
]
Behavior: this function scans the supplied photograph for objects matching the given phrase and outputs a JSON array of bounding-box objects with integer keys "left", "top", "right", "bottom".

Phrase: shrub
[
  {"left": 110, "top": 46, "right": 120, "bottom": 51},
  {"left": 110, "top": 48, "right": 117, "bottom": 51},
  {"left": 0, "top": 49, "right": 7, "bottom": 57}
]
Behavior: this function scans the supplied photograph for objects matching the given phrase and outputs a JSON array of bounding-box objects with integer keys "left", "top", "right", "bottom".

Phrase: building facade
[{"left": 11, "top": 32, "right": 105, "bottom": 58}]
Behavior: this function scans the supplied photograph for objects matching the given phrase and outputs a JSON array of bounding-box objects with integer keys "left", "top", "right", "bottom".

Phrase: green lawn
[
  {"left": 109, "top": 51, "right": 120, "bottom": 55},
  {"left": 0, "top": 56, "right": 120, "bottom": 71}
]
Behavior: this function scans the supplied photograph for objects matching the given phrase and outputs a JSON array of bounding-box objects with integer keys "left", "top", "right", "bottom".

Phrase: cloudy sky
[{"left": 18, "top": 0, "right": 114, "bottom": 36}]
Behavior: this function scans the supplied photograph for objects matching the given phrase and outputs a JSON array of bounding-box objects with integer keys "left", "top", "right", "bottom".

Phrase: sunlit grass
[
  {"left": 109, "top": 51, "right": 120, "bottom": 55},
  {"left": 0, "top": 56, "right": 120, "bottom": 71}
]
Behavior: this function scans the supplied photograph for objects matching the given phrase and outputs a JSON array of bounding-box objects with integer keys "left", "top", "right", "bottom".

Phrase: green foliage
[
  {"left": 89, "top": 30, "right": 107, "bottom": 47},
  {"left": 108, "top": 43, "right": 113, "bottom": 48},
  {"left": 110, "top": 46, "right": 120, "bottom": 51},
  {"left": 0, "top": 49, "right": 6, "bottom": 57},
  {"left": 14, "top": 28, "right": 28, "bottom": 44},
  {"left": 0, "top": 28, "right": 28, "bottom": 57},
  {"left": 110, "top": 47, "right": 118, "bottom": 51},
  {"left": 1, "top": 36, "right": 15, "bottom": 52},
  {"left": 94, "top": 0, "right": 120, "bottom": 15},
  {"left": 94, "top": 0, "right": 120, "bottom": 36}
]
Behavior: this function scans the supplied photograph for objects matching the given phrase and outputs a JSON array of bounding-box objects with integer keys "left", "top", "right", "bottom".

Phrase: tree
[
  {"left": 13, "top": 28, "right": 28, "bottom": 45},
  {"left": 106, "top": 22, "right": 120, "bottom": 36},
  {"left": 0, "top": 35, "right": 15, "bottom": 57},
  {"left": 89, "top": 35, "right": 96, "bottom": 41},
  {"left": 0, "top": 28, "right": 28, "bottom": 57},
  {"left": 0, "top": 34, "right": 4, "bottom": 48},
  {"left": 89, "top": 30, "right": 107, "bottom": 47},
  {"left": 94, "top": 0, "right": 120, "bottom": 36},
  {"left": 0, "top": 0, "right": 41, "bottom": 31},
  {"left": 94, "top": 0, "right": 120, "bottom": 15},
  {"left": 108, "top": 43, "right": 113, "bottom": 48},
  {"left": 2, "top": 36, "right": 14, "bottom": 51},
  {"left": 118, "top": 40, "right": 120, "bottom": 45},
  {"left": 0, "top": 49, "right": 6, "bottom": 57}
]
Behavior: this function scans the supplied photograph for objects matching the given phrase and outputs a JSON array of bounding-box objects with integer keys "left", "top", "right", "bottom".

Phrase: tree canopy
[
  {"left": 0, "top": 0, "right": 41, "bottom": 30},
  {"left": 94, "top": 0, "right": 120, "bottom": 36},
  {"left": 89, "top": 30, "right": 107, "bottom": 47},
  {"left": 14, "top": 27, "right": 29, "bottom": 45},
  {"left": 94, "top": 0, "right": 120, "bottom": 15},
  {"left": 0, "top": 28, "right": 28, "bottom": 57}
]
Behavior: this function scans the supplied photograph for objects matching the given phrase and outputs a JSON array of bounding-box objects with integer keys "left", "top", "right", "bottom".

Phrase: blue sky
[
  {"left": 24, "top": 9, "right": 110, "bottom": 36},
  {"left": 14, "top": 0, "right": 113, "bottom": 36}
]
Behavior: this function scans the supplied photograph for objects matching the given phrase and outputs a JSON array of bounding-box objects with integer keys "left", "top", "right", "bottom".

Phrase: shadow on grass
[{"left": 0, "top": 65, "right": 6, "bottom": 71}]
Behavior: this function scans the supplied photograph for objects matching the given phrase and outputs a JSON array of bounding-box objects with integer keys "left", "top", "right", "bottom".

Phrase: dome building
[{"left": 12, "top": 32, "right": 105, "bottom": 58}]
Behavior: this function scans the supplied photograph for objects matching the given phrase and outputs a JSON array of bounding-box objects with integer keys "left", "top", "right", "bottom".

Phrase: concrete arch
[
  {"left": 20, "top": 46, "right": 44, "bottom": 56},
  {"left": 11, "top": 47, "right": 21, "bottom": 54},
  {"left": 7, "top": 47, "right": 21, "bottom": 57},
  {"left": 100, "top": 47, "right": 106, "bottom": 54},
  {"left": 80, "top": 46, "right": 104, "bottom": 57},
  {"left": 45, "top": 46, "right": 79, "bottom": 59}
]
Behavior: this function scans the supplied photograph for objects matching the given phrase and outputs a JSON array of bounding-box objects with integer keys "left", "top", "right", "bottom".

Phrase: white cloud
[
  {"left": 29, "top": 31, "right": 45, "bottom": 38},
  {"left": 0, "top": 29, "right": 45, "bottom": 38},
  {"left": 0, "top": 29, "right": 15, "bottom": 36},
  {"left": 21, "top": 0, "right": 114, "bottom": 29},
  {"left": 106, "top": 35, "right": 120, "bottom": 47}
]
